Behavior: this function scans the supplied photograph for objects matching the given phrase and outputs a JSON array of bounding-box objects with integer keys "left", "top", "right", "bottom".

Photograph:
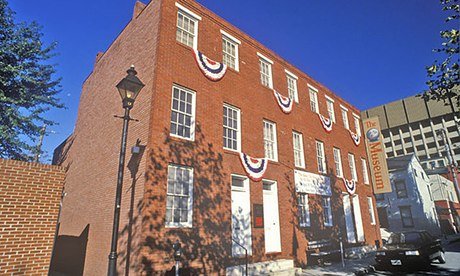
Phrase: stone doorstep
[{"left": 226, "top": 259, "right": 302, "bottom": 276}]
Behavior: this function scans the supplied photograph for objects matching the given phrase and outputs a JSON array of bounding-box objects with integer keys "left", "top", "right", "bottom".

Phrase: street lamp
[{"left": 108, "top": 66, "right": 144, "bottom": 276}]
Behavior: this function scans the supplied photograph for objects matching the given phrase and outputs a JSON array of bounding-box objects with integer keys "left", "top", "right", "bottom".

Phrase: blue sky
[{"left": 9, "top": 0, "right": 445, "bottom": 162}]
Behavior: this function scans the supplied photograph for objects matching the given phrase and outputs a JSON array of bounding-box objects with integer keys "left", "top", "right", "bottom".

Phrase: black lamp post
[{"left": 107, "top": 66, "right": 144, "bottom": 276}]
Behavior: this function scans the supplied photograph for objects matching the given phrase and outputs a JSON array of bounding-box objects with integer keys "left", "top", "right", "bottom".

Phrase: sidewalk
[{"left": 301, "top": 253, "right": 376, "bottom": 276}]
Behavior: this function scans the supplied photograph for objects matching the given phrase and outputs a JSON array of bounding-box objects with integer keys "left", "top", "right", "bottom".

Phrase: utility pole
[
  {"left": 34, "top": 124, "right": 47, "bottom": 163},
  {"left": 436, "top": 129, "right": 460, "bottom": 202}
]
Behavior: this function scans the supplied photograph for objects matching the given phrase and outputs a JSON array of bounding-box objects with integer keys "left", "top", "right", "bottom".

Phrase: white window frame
[
  {"left": 361, "top": 158, "right": 370, "bottom": 185},
  {"left": 308, "top": 85, "right": 319, "bottom": 114},
  {"left": 175, "top": 3, "right": 201, "bottom": 49},
  {"left": 322, "top": 196, "right": 333, "bottom": 227},
  {"left": 223, "top": 104, "right": 241, "bottom": 152},
  {"left": 316, "top": 141, "right": 326, "bottom": 174},
  {"left": 258, "top": 53, "right": 273, "bottom": 89},
  {"left": 170, "top": 85, "right": 196, "bottom": 141},
  {"left": 285, "top": 70, "right": 299, "bottom": 103},
  {"left": 333, "top": 147, "right": 343, "bottom": 177},
  {"left": 325, "top": 95, "right": 335, "bottom": 123},
  {"left": 221, "top": 30, "right": 240, "bottom": 72},
  {"left": 166, "top": 164, "right": 194, "bottom": 228},
  {"left": 348, "top": 153, "right": 357, "bottom": 181},
  {"left": 292, "top": 131, "right": 305, "bottom": 168},
  {"left": 297, "top": 193, "right": 310, "bottom": 227},
  {"left": 340, "top": 105, "right": 349, "bottom": 130},
  {"left": 263, "top": 120, "right": 278, "bottom": 161},
  {"left": 353, "top": 113, "right": 361, "bottom": 136},
  {"left": 367, "top": 197, "right": 376, "bottom": 225}
]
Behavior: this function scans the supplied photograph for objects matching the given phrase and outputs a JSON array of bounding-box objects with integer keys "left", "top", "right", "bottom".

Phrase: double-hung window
[
  {"left": 399, "top": 206, "right": 414, "bottom": 227},
  {"left": 166, "top": 164, "right": 194, "bottom": 227},
  {"left": 263, "top": 120, "right": 278, "bottom": 161},
  {"left": 348, "top": 153, "right": 357, "bottom": 181},
  {"left": 223, "top": 104, "right": 241, "bottom": 151},
  {"left": 322, "top": 197, "right": 333, "bottom": 226},
  {"left": 361, "top": 158, "right": 369, "bottom": 184},
  {"left": 221, "top": 30, "right": 240, "bottom": 71},
  {"left": 333, "top": 148, "right": 343, "bottom": 177},
  {"left": 341, "top": 105, "right": 349, "bottom": 130},
  {"left": 395, "top": 180, "right": 408, "bottom": 198},
  {"left": 286, "top": 70, "right": 298, "bottom": 103},
  {"left": 175, "top": 3, "right": 201, "bottom": 49},
  {"left": 326, "top": 96, "right": 335, "bottom": 122},
  {"left": 309, "top": 85, "right": 319, "bottom": 113},
  {"left": 353, "top": 114, "right": 361, "bottom": 136},
  {"left": 292, "top": 131, "right": 305, "bottom": 168},
  {"left": 170, "top": 85, "right": 195, "bottom": 140},
  {"left": 316, "top": 141, "right": 326, "bottom": 173},
  {"left": 258, "top": 53, "right": 273, "bottom": 88},
  {"left": 367, "top": 197, "right": 376, "bottom": 225},
  {"left": 297, "top": 193, "right": 310, "bottom": 227}
]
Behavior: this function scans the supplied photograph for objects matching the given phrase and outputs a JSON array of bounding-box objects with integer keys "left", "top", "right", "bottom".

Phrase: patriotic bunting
[
  {"left": 318, "top": 114, "right": 333, "bottom": 133},
  {"left": 273, "top": 90, "right": 293, "bottom": 114},
  {"left": 239, "top": 152, "right": 268, "bottom": 182},
  {"left": 350, "top": 131, "right": 360, "bottom": 146},
  {"left": 193, "top": 49, "right": 227, "bottom": 81},
  {"left": 342, "top": 178, "right": 356, "bottom": 195}
]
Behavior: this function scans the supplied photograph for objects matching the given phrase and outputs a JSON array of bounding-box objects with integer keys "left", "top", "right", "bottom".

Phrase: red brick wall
[{"left": 0, "top": 159, "right": 64, "bottom": 276}]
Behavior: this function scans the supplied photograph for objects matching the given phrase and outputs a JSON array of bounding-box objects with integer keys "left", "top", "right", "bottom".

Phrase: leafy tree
[
  {"left": 422, "top": 0, "right": 459, "bottom": 112},
  {"left": 0, "top": 0, "right": 63, "bottom": 161}
]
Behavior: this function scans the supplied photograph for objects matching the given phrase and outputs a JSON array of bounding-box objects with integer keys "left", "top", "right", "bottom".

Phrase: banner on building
[{"left": 363, "top": 117, "right": 392, "bottom": 194}]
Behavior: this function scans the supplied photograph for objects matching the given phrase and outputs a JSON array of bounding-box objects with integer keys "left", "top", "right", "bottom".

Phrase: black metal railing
[{"left": 232, "top": 238, "right": 248, "bottom": 276}]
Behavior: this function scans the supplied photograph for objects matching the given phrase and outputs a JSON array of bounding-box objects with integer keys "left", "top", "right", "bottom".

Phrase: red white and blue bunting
[
  {"left": 273, "top": 90, "right": 293, "bottom": 114},
  {"left": 318, "top": 114, "right": 333, "bottom": 133},
  {"left": 349, "top": 131, "right": 360, "bottom": 146},
  {"left": 193, "top": 49, "right": 227, "bottom": 81},
  {"left": 342, "top": 178, "right": 356, "bottom": 195},
  {"left": 239, "top": 152, "right": 268, "bottom": 182}
]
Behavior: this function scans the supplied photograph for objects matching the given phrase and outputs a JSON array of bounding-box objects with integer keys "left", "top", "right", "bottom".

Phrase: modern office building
[
  {"left": 52, "top": 0, "right": 380, "bottom": 274},
  {"left": 361, "top": 91, "right": 459, "bottom": 170},
  {"left": 429, "top": 174, "right": 460, "bottom": 234},
  {"left": 375, "top": 155, "right": 441, "bottom": 236}
]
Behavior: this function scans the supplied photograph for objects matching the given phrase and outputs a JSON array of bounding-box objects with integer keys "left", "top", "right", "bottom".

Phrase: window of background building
[
  {"left": 326, "top": 96, "right": 335, "bottom": 122},
  {"left": 399, "top": 206, "right": 414, "bottom": 228},
  {"left": 166, "top": 164, "right": 194, "bottom": 227},
  {"left": 297, "top": 193, "right": 310, "bottom": 227},
  {"left": 293, "top": 131, "right": 305, "bottom": 168},
  {"left": 176, "top": 5, "right": 200, "bottom": 49},
  {"left": 316, "top": 141, "right": 326, "bottom": 173},
  {"left": 286, "top": 71, "right": 299, "bottom": 103},
  {"left": 341, "top": 106, "right": 349, "bottom": 129},
  {"left": 170, "top": 85, "right": 195, "bottom": 140},
  {"left": 258, "top": 54, "right": 273, "bottom": 88},
  {"left": 322, "top": 197, "right": 333, "bottom": 226},
  {"left": 333, "top": 148, "right": 343, "bottom": 177},
  {"left": 367, "top": 197, "right": 376, "bottom": 225},
  {"left": 361, "top": 158, "right": 369, "bottom": 184},
  {"left": 395, "top": 180, "right": 408, "bottom": 198},
  {"left": 221, "top": 31, "right": 240, "bottom": 71},
  {"left": 375, "top": 193, "right": 385, "bottom": 201},
  {"left": 264, "top": 120, "right": 278, "bottom": 161},
  {"left": 309, "top": 87, "right": 319, "bottom": 113},
  {"left": 348, "top": 153, "right": 357, "bottom": 181},
  {"left": 223, "top": 104, "right": 241, "bottom": 151}
]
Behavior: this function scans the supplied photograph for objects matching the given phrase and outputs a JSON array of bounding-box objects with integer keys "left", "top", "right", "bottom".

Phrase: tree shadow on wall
[
  {"left": 119, "top": 125, "right": 241, "bottom": 275},
  {"left": 49, "top": 224, "right": 89, "bottom": 276}
]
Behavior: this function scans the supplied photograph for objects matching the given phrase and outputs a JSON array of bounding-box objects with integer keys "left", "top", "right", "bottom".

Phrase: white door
[
  {"left": 231, "top": 175, "right": 252, "bottom": 256},
  {"left": 352, "top": 195, "right": 365, "bottom": 242},
  {"left": 342, "top": 194, "right": 356, "bottom": 243},
  {"left": 263, "top": 181, "right": 281, "bottom": 253}
]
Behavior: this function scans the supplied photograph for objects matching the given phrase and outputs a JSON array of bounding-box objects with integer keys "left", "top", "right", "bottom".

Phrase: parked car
[{"left": 375, "top": 230, "right": 445, "bottom": 269}]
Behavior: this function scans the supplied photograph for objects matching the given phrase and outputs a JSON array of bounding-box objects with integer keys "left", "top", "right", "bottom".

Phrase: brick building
[
  {"left": 53, "top": 0, "right": 381, "bottom": 274},
  {"left": 0, "top": 159, "right": 65, "bottom": 275}
]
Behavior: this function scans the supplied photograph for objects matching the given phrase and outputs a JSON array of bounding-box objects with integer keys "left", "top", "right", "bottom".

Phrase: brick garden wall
[{"left": 0, "top": 159, "right": 65, "bottom": 275}]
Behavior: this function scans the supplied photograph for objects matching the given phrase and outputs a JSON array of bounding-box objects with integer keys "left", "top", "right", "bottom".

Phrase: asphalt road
[{"left": 371, "top": 241, "right": 460, "bottom": 275}]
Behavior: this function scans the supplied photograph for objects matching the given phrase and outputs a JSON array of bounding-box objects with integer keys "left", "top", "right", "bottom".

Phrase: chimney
[{"left": 133, "top": 1, "right": 147, "bottom": 19}]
